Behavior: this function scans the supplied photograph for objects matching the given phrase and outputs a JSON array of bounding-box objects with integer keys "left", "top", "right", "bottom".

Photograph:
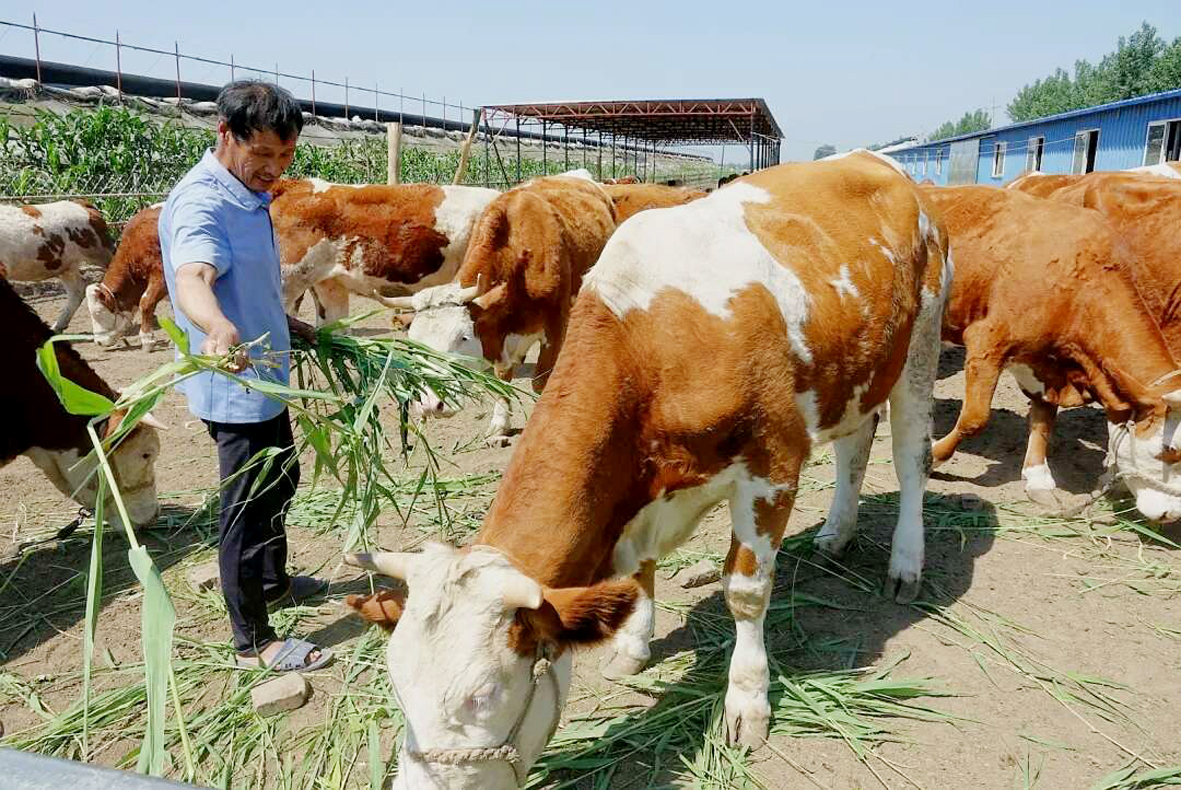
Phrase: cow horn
[
  {"left": 456, "top": 283, "right": 481, "bottom": 303},
  {"left": 375, "top": 292, "right": 416, "bottom": 311},
  {"left": 501, "top": 574, "right": 544, "bottom": 610},
  {"left": 1164, "top": 389, "right": 1181, "bottom": 407},
  {"left": 345, "top": 551, "right": 413, "bottom": 580},
  {"left": 140, "top": 412, "right": 169, "bottom": 430}
]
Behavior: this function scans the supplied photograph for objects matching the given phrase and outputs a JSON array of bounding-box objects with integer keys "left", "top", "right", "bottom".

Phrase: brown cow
[
  {"left": 922, "top": 185, "right": 1181, "bottom": 520},
  {"left": 272, "top": 178, "right": 500, "bottom": 324},
  {"left": 388, "top": 172, "right": 617, "bottom": 444},
  {"left": 1, "top": 200, "right": 115, "bottom": 332},
  {"left": 2, "top": 276, "right": 161, "bottom": 527},
  {"left": 86, "top": 204, "right": 166, "bottom": 349},
  {"left": 602, "top": 183, "right": 706, "bottom": 223},
  {"left": 343, "top": 151, "right": 950, "bottom": 787}
]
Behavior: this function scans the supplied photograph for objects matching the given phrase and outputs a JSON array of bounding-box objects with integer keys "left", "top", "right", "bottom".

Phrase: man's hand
[
  {"left": 287, "top": 314, "right": 317, "bottom": 345},
  {"left": 201, "top": 318, "right": 248, "bottom": 371}
]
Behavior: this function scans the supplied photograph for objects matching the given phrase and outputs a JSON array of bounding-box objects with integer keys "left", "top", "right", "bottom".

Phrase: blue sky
[{"left": 3, "top": 1, "right": 1179, "bottom": 161}]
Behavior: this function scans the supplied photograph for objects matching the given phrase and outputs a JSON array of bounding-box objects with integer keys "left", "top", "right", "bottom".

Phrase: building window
[
  {"left": 1145, "top": 119, "right": 1181, "bottom": 165},
  {"left": 1072, "top": 129, "right": 1100, "bottom": 174},
  {"left": 991, "top": 141, "right": 1006, "bottom": 178},
  {"left": 921, "top": 150, "right": 928, "bottom": 176},
  {"left": 1026, "top": 136, "right": 1045, "bottom": 172},
  {"left": 935, "top": 148, "right": 943, "bottom": 175}
]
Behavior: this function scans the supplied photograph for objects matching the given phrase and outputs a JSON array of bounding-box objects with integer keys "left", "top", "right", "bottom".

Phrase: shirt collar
[{"left": 200, "top": 149, "right": 272, "bottom": 210}]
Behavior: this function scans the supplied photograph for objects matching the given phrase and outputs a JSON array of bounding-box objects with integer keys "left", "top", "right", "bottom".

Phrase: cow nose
[{"left": 433, "top": 401, "right": 446, "bottom": 413}]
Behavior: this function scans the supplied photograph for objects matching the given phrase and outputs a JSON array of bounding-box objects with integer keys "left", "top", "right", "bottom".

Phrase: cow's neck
[
  {"left": 1077, "top": 281, "right": 1179, "bottom": 415},
  {"left": 475, "top": 298, "right": 648, "bottom": 588}
]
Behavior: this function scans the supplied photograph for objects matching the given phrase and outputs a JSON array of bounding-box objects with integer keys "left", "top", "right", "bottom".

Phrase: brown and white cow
[
  {"left": 85, "top": 204, "right": 166, "bottom": 349},
  {"left": 3, "top": 277, "right": 161, "bottom": 528},
  {"left": 388, "top": 173, "right": 617, "bottom": 445},
  {"left": 343, "top": 151, "right": 951, "bottom": 788},
  {"left": 1, "top": 200, "right": 115, "bottom": 332},
  {"left": 272, "top": 178, "right": 500, "bottom": 324},
  {"left": 922, "top": 184, "right": 1181, "bottom": 520},
  {"left": 601, "top": 182, "right": 707, "bottom": 223}
]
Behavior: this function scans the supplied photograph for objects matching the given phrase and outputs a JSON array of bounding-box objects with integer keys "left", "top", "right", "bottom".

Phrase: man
[{"left": 160, "top": 80, "right": 330, "bottom": 672}]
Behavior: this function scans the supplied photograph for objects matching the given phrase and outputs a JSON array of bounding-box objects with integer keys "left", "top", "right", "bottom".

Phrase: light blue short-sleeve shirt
[{"left": 160, "top": 150, "right": 291, "bottom": 424}]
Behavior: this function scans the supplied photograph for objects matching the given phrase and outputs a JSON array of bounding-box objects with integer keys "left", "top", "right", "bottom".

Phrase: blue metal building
[{"left": 886, "top": 88, "right": 1181, "bottom": 186}]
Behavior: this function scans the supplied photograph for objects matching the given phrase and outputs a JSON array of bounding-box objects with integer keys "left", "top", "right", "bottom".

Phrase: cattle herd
[{"left": 2, "top": 151, "right": 1181, "bottom": 787}]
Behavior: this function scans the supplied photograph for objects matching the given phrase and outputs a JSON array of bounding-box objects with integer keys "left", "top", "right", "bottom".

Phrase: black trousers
[{"left": 204, "top": 410, "right": 300, "bottom": 653}]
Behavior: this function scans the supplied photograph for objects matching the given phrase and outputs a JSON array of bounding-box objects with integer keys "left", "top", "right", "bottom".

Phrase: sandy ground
[{"left": 1, "top": 289, "right": 1179, "bottom": 789}]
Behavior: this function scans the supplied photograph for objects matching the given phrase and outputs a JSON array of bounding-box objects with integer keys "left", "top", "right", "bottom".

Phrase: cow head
[
  {"left": 385, "top": 281, "right": 503, "bottom": 418},
  {"left": 345, "top": 545, "right": 637, "bottom": 789},
  {"left": 85, "top": 283, "right": 133, "bottom": 347},
  {"left": 28, "top": 414, "right": 163, "bottom": 528},
  {"left": 1110, "top": 389, "right": 1181, "bottom": 522}
]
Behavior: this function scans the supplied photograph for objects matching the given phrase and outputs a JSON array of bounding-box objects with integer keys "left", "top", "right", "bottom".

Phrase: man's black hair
[{"left": 216, "top": 80, "right": 304, "bottom": 142}]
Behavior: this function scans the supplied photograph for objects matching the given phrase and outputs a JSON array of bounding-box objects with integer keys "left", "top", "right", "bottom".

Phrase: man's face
[{"left": 216, "top": 122, "right": 298, "bottom": 192}]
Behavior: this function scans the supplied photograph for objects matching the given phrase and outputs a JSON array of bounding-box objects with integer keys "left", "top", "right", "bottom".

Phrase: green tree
[
  {"left": 1007, "top": 22, "right": 1172, "bottom": 122},
  {"left": 813, "top": 144, "right": 836, "bottom": 160},
  {"left": 928, "top": 109, "right": 991, "bottom": 141},
  {"left": 1147, "top": 36, "right": 1181, "bottom": 92}
]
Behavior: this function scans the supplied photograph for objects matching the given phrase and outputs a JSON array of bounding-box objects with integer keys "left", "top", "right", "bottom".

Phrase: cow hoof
[
  {"left": 724, "top": 701, "right": 769, "bottom": 750},
  {"left": 601, "top": 652, "right": 647, "bottom": 680},
  {"left": 484, "top": 434, "right": 513, "bottom": 449},
  {"left": 812, "top": 545, "right": 844, "bottom": 569},
  {"left": 1025, "top": 485, "right": 1066, "bottom": 510},
  {"left": 884, "top": 574, "right": 921, "bottom": 605}
]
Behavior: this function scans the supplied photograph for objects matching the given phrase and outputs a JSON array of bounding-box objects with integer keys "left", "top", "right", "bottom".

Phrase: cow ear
[
  {"left": 517, "top": 579, "right": 639, "bottom": 649},
  {"left": 345, "top": 589, "right": 405, "bottom": 631}
]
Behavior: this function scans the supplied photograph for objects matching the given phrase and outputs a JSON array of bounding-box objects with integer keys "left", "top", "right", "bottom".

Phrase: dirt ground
[{"left": 1, "top": 289, "right": 1179, "bottom": 789}]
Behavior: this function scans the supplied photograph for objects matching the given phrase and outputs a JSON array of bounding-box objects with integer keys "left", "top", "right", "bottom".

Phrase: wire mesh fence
[{"left": 0, "top": 103, "right": 725, "bottom": 234}]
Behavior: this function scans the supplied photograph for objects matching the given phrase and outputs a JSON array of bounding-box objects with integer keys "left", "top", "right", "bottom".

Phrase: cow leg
[
  {"left": 532, "top": 316, "right": 568, "bottom": 394},
  {"left": 52, "top": 267, "right": 86, "bottom": 333},
  {"left": 723, "top": 473, "right": 796, "bottom": 749},
  {"left": 312, "top": 280, "right": 349, "bottom": 327},
  {"left": 601, "top": 560, "right": 655, "bottom": 679},
  {"left": 137, "top": 276, "right": 167, "bottom": 351},
  {"left": 885, "top": 290, "right": 943, "bottom": 604},
  {"left": 1022, "top": 396, "right": 1063, "bottom": 507},
  {"left": 485, "top": 366, "right": 516, "bottom": 448},
  {"left": 932, "top": 345, "right": 1003, "bottom": 466},
  {"left": 813, "top": 414, "right": 878, "bottom": 558}
]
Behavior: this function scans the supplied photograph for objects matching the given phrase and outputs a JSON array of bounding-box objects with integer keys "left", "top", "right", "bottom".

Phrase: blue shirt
[{"left": 159, "top": 150, "right": 291, "bottom": 424}]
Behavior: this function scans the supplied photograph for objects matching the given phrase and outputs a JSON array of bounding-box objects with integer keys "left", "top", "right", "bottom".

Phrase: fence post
[
  {"left": 453, "top": 107, "right": 483, "bottom": 185},
  {"left": 387, "top": 122, "right": 402, "bottom": 185},
  {"left": 482, "top": 109, "right": 490, "bottom": 187},
  {"left": 374, "top": 83, "right": 379, "bottom": 121},
  {"left": 274, "top": 63, "right": 279, "bottom": 85},
  {"left": 310, "top": 70, "right": 316, "bottom": 117},
  {"left": 32, "top": 14, "right": 42, "bottom": 84},
  {"left": 344, "top": 77, "right": 350, "bottom": 120},
  {"left": 230, "top": 53, "right": 235, "bottom": 82},
  {"left": 174, "top": 42, "right": 182, "bottom": 101},
  {"left": 115, "top": 30, "right": 122, "bottom": 101}
]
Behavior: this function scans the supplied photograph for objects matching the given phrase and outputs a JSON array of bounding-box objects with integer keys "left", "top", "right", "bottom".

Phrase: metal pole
[
  {"left": 748, "top": 114, "right": 755, "bottom": 172},
  {"left": 174, "top": 41, "right": 182, "bottom": 101},
  {"left": 374, "top": 84, "right": 379, "bottom": 121},
  {"left": 542, "top": 119, "right": 547, "bottom": 174},
  {"left": 345, "top": 77, "right": 350, "bottom": 120},
  {"left": 230, "top": 53, "right": 235, "bottom": 81},
  {"left": 564, "top": 125, "right": 570, "bottom": 171},
  {"left": 115, "top": 30, "right": 123, "bottom": 101},
  {"left": 483, "top": 109, "right": 490, "bottom": 188},
  {"left": 612, "top": 134, "right": 616, "bottom": 178},
  {"left": 422, "top": 92, "right": 427, "bottom": 130},
  {"left": 32, "top": 14, "right": 42, "bottom": 84},
  {"left": 598, "top": 130, "right": 603, "bottom": 179},
  {"left": 515, "top": 116, "right": 522, "bottom": 183},
  {"left": 274, "top": 63, "right": 279, "bottom": 85},
  {"left": 310, "top": 70, "right": 316, "bottom": 116}
]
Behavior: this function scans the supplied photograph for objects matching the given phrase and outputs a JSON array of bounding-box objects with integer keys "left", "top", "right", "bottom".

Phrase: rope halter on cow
[{"left": 401, "top": 640, "right": 561, "bottom": 787}]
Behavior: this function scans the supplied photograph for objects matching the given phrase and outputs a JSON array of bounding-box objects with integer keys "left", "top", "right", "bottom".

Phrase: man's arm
[{"left": 175, "top": 262, "right": 247, "bottom": 371}]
